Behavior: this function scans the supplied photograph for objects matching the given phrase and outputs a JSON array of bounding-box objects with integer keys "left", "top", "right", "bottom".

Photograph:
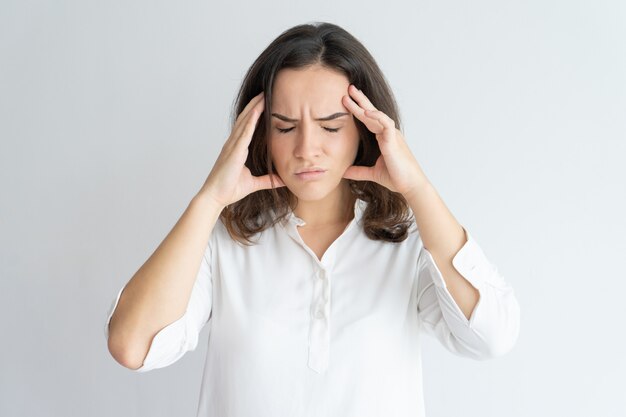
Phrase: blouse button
[
  {"left": 315, "top": 307, "right": 325, "bottom": 319},
  {"left": 318, "top": 270, "right": 326, "bottom": 280}
]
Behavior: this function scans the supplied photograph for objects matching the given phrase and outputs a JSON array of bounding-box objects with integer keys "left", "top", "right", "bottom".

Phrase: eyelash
[{"left": 276, "top": 127, "right": 340, "bottom": 134}]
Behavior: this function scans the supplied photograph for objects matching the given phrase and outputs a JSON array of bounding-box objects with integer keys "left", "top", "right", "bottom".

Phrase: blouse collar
[{"left": 276, "top": 198, "right": 367, "bottom": 228}]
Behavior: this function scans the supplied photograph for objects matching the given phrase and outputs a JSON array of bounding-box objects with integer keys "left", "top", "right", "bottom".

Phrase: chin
[
  {"left": 289, "top": 188, "right": 332, "bottom": 201},
  {"left": 285, "top": 181, "right": 340, "bottom": 203}
]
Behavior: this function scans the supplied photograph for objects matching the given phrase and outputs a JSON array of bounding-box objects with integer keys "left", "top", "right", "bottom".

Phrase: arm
[
  {"left": 404, "top": 177, "right": 479, "bottom": 321},
  {"left": 340, "top": 85, "right": 519, "bottom": 358},
  {"left": 105, "top": 91, "right": 283, "bottom": 371},
  {"left": 106, "top": 193, "right": 222, "bottom": 370},
  {"left": 415, "top": 225, "right": 520, "bottom": 359}
]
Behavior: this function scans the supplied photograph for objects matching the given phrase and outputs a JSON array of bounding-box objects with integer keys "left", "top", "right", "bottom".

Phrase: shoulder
[
  {"left": 210, "top": 213, "right": 281, "bottom": 247},
  {"left": 356, "top": 199, "right": 421, "bottom": 244}
]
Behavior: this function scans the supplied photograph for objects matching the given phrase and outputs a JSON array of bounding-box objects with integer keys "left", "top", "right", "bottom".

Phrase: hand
[
  {"left": 198, "top": 91, "right": 285, "bottom": 208},
  {"left": 341, "top": 84, "right": 428, "bottom": 198}
]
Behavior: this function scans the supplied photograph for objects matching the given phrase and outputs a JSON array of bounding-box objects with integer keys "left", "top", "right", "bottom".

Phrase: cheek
[
  {"left": 267, "top": 138, "right": 279, "bottom": 159},
  {"left": 268, "top": 141, "right": 288, "bottom": 168},
  {"left": 341, "top": 125, "right": 360, "bottom": 156},
  {"left": 339, "top": 135, "right": 360, "bottom": 161}
]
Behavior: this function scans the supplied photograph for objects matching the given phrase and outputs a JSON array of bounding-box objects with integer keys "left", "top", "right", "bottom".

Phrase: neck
[{"left": 291, "top": 181, "right": 356, "bottom": 228}]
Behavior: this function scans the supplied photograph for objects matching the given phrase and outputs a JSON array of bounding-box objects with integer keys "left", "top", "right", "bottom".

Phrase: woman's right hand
[{"left": 197, "top": 91, "right": 285, "bottom": 208}]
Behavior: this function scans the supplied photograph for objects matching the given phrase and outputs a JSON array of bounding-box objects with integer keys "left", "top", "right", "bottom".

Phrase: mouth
[{"left": 295, "top": 168, "right": 327, "bottom": 180}]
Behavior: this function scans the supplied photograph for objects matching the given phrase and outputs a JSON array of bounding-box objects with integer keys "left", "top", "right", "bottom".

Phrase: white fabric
[{"left": 104, "top": 198, "right": 520, "bottom": 417}]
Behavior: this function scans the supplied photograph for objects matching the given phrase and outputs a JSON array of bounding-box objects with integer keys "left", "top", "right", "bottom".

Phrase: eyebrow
[{"left": 271, "top": 112, "right": 349, "bottom": 122}]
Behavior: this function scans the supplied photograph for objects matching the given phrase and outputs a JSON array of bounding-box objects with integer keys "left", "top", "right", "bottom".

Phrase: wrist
[
  {"left": 402, "top": 176, "right": 432, "bottom": 203},
  {"left": 192, "top": 189, "right": 227, "bottom": 214}
]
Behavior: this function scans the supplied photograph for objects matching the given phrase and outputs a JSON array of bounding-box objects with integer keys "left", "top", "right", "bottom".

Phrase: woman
[{"left": 105, "top": 21, "right": 520, "bottom": 416}]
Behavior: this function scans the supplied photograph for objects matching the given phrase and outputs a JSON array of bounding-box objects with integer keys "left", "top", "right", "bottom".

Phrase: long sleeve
[
  {"left": 104, "top": 241, "right": 214, "bottom": 372},
  {"left": 416, "top": 227, "right": 520, "bottom": 360}
]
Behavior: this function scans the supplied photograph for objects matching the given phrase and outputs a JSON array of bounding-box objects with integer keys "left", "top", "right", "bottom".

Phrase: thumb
[
  {"left": 252, "top": 174, "right": 286, "bottom": 192},
  {"left": 343, "top": 165, "right": 374, "bottom": 182}
]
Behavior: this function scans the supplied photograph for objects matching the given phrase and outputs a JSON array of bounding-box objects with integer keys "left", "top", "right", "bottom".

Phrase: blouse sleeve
[
  {"left": 104, "top": 239, "right": 214, "bottom": 372},
  {"left": 416, "top": 226, "right": 520, "bottom": 360}
]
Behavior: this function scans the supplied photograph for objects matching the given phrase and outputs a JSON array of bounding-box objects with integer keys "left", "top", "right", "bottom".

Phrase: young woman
[{"left": 105, "top": 22, "right": 520, "bottom": 416}]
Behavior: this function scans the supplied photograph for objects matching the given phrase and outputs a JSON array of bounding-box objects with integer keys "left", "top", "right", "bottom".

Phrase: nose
[{"left": 293, "top": 122, "right": 321, "bottom": 159}]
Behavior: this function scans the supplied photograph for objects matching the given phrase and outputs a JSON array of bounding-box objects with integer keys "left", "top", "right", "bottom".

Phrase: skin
[
  {"left": 109, "top": 63, "right": 481, "bottom": 371},
  {"left": 203, "top": 63, "right": 480, "bottom": 320},
  {"left": 269, "top": 64, "right": 480, "bottom": 320},
  {"left": 341, "top": 75, "right": 480, "bottom": 321},
  {"left": 109, "top": 86, "right": 284, "bottom": 370},
  {"left": 268, "top": 65, "right": 360, "bottom": 229}
]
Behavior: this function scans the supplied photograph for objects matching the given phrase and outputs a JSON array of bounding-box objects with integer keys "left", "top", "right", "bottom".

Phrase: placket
[
  {"left": 307, "top": 264, "right": 331, "bottom": 373},
  {"left": 281, "top": 217, "right": 335, "bottom": 374},
  {"left": 279, "top": 200, "right": 363, "bottom": 374}
]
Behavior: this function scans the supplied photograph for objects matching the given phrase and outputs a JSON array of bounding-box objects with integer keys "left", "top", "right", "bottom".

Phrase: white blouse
[{"left": 104, "top": 198, "right": 520, "bottom": 417}]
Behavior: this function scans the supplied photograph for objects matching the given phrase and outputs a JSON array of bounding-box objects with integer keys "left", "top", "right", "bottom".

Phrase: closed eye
[{"left": 276, "top": 127, "right": 341, "bottom": 134}]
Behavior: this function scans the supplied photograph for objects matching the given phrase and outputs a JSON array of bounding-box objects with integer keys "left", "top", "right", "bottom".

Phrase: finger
[
  {"left": 343, "top": 165, "right": 375, "bottom": 182},
  {"left": 346, "top": 85, "right": 398, "bottom": 134},
  {"left": 235, "top": 100, "right": 265, "bottom": 148},
  {"left": 235, "top": 91, "right": 265, "bottom": 125},
  {"left": 227, "top": 95, "right": 265, "bottom": 153},
  {"left": 343, "top": 94, "right": 386, "bottom": 134},
  {"left": 363, "top": 109, "right": 396, "bottom": 131},
  {"left": 347, "top": 84, "right": 377, "bottom": 111},
  {"left": 226, "top": 92, "right": 265, "bottom": 148}
]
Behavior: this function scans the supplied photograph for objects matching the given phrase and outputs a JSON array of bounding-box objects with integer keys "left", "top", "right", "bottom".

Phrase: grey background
[{"left": 1, "top": 1, "right": 624, "bottom": 416}]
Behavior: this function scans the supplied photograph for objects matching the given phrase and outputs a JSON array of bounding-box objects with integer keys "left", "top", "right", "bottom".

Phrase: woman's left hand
[{"left": 342, "top": 84, "right": 428, "bottom": 199}]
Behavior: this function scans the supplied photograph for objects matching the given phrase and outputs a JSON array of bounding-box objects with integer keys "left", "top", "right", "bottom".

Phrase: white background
[{"left": 1, "top": 1, "right": 624, "bottom": 416}]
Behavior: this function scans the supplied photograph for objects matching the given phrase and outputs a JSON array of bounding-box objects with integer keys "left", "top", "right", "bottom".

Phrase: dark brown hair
[{"left": 220, "top": 21, "right": 414, "bottom": 244}]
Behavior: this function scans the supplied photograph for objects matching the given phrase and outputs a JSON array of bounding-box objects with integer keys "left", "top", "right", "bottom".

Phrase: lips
[
  {"left": 295, "top": 167, "right": 326, "bottom": 174},
  {"left": 294, "top": 167, "right": 327, "bottom": 180}
]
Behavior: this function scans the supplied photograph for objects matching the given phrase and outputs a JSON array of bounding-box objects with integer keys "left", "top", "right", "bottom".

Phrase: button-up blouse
[{"left": 104, "top": 198, "right": 520, "bottom": 417}]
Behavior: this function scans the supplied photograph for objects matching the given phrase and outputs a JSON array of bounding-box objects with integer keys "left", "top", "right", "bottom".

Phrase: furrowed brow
[{"left": 271, "top": 112, "right": 349, "bottom": 122}]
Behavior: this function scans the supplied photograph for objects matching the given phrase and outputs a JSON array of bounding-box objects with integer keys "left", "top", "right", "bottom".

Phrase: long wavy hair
[{"left": 220, "top": 21, "right": 414, "bottom": 244}]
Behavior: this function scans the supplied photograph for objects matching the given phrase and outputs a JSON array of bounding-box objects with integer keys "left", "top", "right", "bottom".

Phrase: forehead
[{"left": 271, "top": 66, "right": 349, "bottom": 108}]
